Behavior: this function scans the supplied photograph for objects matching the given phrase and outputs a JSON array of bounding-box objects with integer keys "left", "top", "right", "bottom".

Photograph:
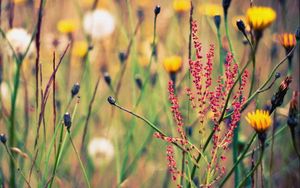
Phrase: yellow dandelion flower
[
  {"left": 198, "top": 3, "right": 222, "bottom": 16},
  {"left": 163, "top": 56, "right": 183, "bottom": 73},
  {"left": 173, "top": 0, "right": 191, "bottom": 13},
  {"left": 57, "top": 19, "right": 78, "bottom": 34},
  {"left": 246, "top": 6, "right": 276, "bottom": 31},
  {"left": 277, "top": 33, "right": 296, "bottom": 51},
  {"left": 14, "top": 0, "right": 26, "bottom": 5},
  {"left": 245, "top": 110, "right": 272, "bottom": 133},
  {"left": 73, "top": 41, "right": 88, "bottom": 58},
  {"left": 232, "top": 15, "right": 251, "bottom": 32}
]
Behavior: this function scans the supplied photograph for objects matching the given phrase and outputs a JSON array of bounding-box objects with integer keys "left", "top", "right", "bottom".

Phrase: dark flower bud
[
  {"left": 258, "top": 132, "right": 267, "bottom": 144},
  {"left": 214, "top": 15, "right": 221, "bottom": 30},
  {"left": 71, "top": 83, "right": 80, "bottom": 98},
  {"left": 275, "top": 72, "right": 281, "bottom": 79},
  {"left": 150, "top": 73, "right": 158, "bottom": 86},
  {"left": 0, "top": 133, "right": 7, "bottom": 144},
  {"left": 88, "top": 45, "right": 94, "bottom": 51},
  {"left": 287, "top": 91, "right": 299, "bottom": 128},
  {"left": 137, "top": 7, "right": 144, "bottom": 22},
  {"left": 135, "top": 75, "right": 143, "bottom": 90},
  {"left": 295, "top": 26, "right": 300, "bottom": 41},
  {"left": 64, "top": 112, "right": 72, "bottom": 130},
  {"left": 118, "top": 52, "right": 127, "bottom": 63},
  {"left": 236, "top": 19, "right": 246, "bottom": 34},
  {"left": 185, "top": 126, "right": 193, "bottom": 137},
  {"left": 103, "top": 72, "right": 111, "bottom": 86},
  {"left": 270, "top": 77, "right": 292, "bottom": 113},
  {"left": 222, "top": 0, "right": 232, "bottom": 17},
  {"left": 154, "top": 5, "right": 161, "bottom": 15},
  {"left": 107, "top": 96, "right": 116, "bottom": 105}
]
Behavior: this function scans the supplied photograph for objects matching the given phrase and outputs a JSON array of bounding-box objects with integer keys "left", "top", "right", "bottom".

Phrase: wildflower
[
  {"left": 163, "top": 56, "right": 182, "bottom": 74},
  {"left": 13, "top": 0, "right": 26, "bottom": 5},
  {"left": 72, "top": 41, "right": 88, "bottom": 58},
  {"left": 246, "top": 110, "right": 272, "bottom": 133},
  {"left": 71, "top": 83, "right": 80, "bottom": 98},
  {"left": 87, "top": 137, "right": 114, "bottom": 166},
  {"left": 154, "top": 5, "right": 161, "bottom": 15},
  {"left": 57, "top": 19, "right": 78, "bottom": 34},
  {"left": 246, "top": 6, "right": 276, "bottom": 31},
  {"left": 0, "top": 133, "right": 7, "bottom": 144},
  {"left": 83, "top": 9, "right": 115, "bottom": 39},
  {"left": 64, "top": 112, "right": 72, "bottom": 130},
  {"left": 277, "top": 33, "right": 296, "bottom": 53},
  {"left": 173, "top": 0, "right": 190, "bottom": 13},
  {"left": 5, "top": 28, "right": 34, "bottom": 56},
  {"left": 198, "top": 3, "right": 222, "bottom": 16}
]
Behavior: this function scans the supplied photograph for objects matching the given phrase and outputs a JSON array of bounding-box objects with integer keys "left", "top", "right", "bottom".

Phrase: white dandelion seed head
[
  {"left": 83, "top": 9, "right": 115, "bottom": 40},
  {"left": 5, "top": 28, "right": 34, "bottom": 56},
  {"left": 87, "top": 137, "right": 114, "bottom": 166}
]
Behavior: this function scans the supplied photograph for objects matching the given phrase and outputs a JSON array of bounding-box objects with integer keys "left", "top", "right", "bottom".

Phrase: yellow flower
[
  {"left": 73, "top": 41, "right": 88, "bottom": 58},
  {"left": 246, "top": 6, "right": 276, "bottom": 31},
  {"left": 14, "top": 0, "right": 26, "bottom": 5},
  {"left": 232, "top": 15, "right": 251, "bottom": 32},
  {"left": 173, "top": 0, "right": 190, "bottom": 13},
  {"left": 246, "top": 110, "right": 272, "bottom": 133},
  {"left": 198, "top": 3, "right": 222, "bottom": 16},
  {"left": 163, "top": 56, "right": 183, "bottom": 73},
  {"left": 57, "top": 19, "right": 78, "bottom": 34},
  {"left": 277, "top": 33, "right": 296, "bottom": 51}
]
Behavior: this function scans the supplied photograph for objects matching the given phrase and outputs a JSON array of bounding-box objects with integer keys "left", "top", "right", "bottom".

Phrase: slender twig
[
  {"left": 35, "top": 0, "right": 46, "bottom": 118},
  {"left": 80, "top": 75, "right": 101, "bottom": 154},
  {"left": 52, "top": 52, "right": 57, "bottom": 155}
]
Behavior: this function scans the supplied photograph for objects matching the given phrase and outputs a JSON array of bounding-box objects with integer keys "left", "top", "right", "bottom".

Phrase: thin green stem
[
  {"left": 9, "top": 60, "right": 21, "bottom": 188},
  {"left": 237, "top": 144, "right": 265, "bottom": 188},
  {"left": 68, "top": 131, "right": 91, "bottom": 188},
  {"left": 219, "top": 133, "right": 257, "bottom": 187},
  {"left": 3, "top": 144, "right": 31, "bottom": 187},
  {"left": 217, "top": 28, "right": 224, "bottom": 75}
]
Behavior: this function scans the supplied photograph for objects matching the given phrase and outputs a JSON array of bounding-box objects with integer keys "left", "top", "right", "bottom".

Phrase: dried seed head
[
  {"left": 103, "top": 72, "right": 111, "bottom": 86},
  {"left": 287, "top": 91, "right": 299, "bottom": 128},
  {"left": 214, "top": 15, "right": 221, "bottom": 30},
  {"left": 64, "top": 112, "right": 72, "bottom": 130},
  {"left": 107, "top": 96, "right": 116, "bottom": 105},
  {"left": 270, "top": 76, "right": 292, "bottom": 113},
  {"left": 71, "top": 83, "right": 80, "bottom": 98},
  {"left": 0, "top": 133, "right": 7, "bottom": 144}
]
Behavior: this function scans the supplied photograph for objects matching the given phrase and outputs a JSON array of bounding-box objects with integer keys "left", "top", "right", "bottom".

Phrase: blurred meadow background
[{"left": 0, "top": 0, "right": 299, "bottom": 187}]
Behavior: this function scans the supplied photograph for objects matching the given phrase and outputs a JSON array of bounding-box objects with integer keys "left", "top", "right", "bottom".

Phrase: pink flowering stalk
[{"left": 153, "top": 20, "right": 248, "bottom": 187}]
